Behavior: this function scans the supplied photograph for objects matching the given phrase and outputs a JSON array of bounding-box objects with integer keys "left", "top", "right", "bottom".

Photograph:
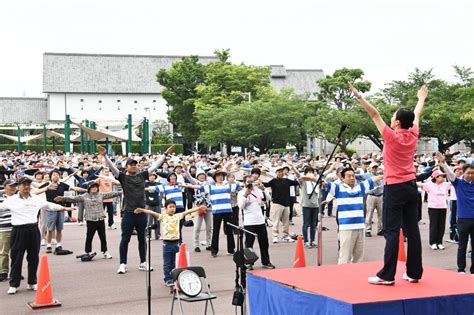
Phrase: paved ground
[{"left": 0, "top": 203, "right": 466, "bottom": 314}]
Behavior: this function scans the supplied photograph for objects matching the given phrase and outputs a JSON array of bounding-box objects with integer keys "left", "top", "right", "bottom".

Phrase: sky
[{"left": 1, "top": 0, "right": 472, "bottom": 97}]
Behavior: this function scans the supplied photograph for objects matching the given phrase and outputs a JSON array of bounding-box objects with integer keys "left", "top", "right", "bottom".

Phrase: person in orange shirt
[{"left": 96, "top": 168, "right": 121, "bottom": 230}]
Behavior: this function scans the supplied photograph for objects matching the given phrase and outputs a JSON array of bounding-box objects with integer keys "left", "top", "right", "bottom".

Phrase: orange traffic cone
[
  {"left": 177, "top": 243, "right": 189, "bottom": 268},
  {"left": 293, "top": 235, "right": 306, "bottom": 268},
  {"left": 27, "top": 255, "right": 61, "bottom": 309},
  {"left": 398, "top": 229, "right": 406, "bottom": 262}
]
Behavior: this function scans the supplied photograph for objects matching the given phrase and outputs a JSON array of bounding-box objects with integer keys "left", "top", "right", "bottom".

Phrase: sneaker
[
  {"left": 282, "top": 236, "right": 295, "bottom": 243},
  {"left": 437, "top": 244, "right": 445, "bottom": 250},
  {"left": 0, "top": 273, "right": 7, "bottom": 282},
  {"left": 458, "top": 271, "right": 466, "bottom": 274},
  {"left": 227, "top": 251, "right": 235, "bottom": 256},
  {"left": 430, "top": 244, "right": 438, "bottom": 250},
  {"left": 46, "top": 246, "right": 52, "bottom": 254},
  {"left": 310, "top": 242, "right": 318, "bottom": 248},
  {"left": 246, "top": 264, "right": 254, "bottom": 271},
  {"left": 446, "top": 239, "right": 457, "bottom": 244},
  {"left": 194, "top": 247, "right": 201, "bottom": 253},
  {"left": 272, "top": 237, "right": 279, "bottom": 244},
  {"left": 103, "top": 251, "right": 112, "bottom": 259},
  {"left": 51, "top": 239, "right": 57, "bottom": 245},
  {"left": 117, "top": 264, "right": 127, "bottom": 274},
  {"left": 365, "top": 232, "right": 372, "bottom": 237},
  {"left": 138, "top": 262, "right": 154, "bottom": 271},
  {"left": 377, "top": 230, "right": 384, "bottom": 236},
  {"left": 262, "top": 263, "right": 276, "bottom": 269},
  {"left": 7, "top": 287, "right": 17, "bottom": 294},
  {"left": 368, "top": 276, "right": 395, "bottom": 285},
  {"left": 289, "top": 220, "right": 295, "bottom": 226},
  {"left": 79, "top": 221, "right": 84, "bottom": 226},
  {"left": 211, "top": 252, "right": 217, "bottom": 258},
  {"left": 165, "top": 280, "right": 174, "bottom": 287},
  {"left": 200, "top": 241, "right": 208, "bottom": 246},
  {"left": 265, "top": 218, "right": 273, "bottom": 227},
  {"left": 206, "top": 246, "right": 211, "bottom": 251},
  {"left": 109, "top": 224, "right": 117, "bottom": 230},
  {"left": 40, "top": 239, "right": 46, "bottom": 246},
  {"left": 304, "top": 242, "right": 312, "bottom": 249},
  {"left": 402, "top": 273, "right": 419, "bottom": 283},
  {"left": 418, "top": 220, "right": 426, "bottom": 225},
  {"left": 27, "top": 284, "right": 37, "bottom": 291}
]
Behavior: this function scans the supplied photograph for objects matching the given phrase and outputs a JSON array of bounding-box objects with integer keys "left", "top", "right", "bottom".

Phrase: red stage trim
[{"left": 250, "top": 261, "right": 474, "bottom": 304}]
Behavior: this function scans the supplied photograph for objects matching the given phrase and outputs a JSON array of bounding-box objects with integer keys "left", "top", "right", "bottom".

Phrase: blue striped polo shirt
[
  {"left": 201, "top": 183, "right": 240, "bottom": 214},
  {"left": 326, "top": 178, "right": 374, "bottom": 231},
  {"left": 155, "top": 183, "right": 184, "bottom": 210}
]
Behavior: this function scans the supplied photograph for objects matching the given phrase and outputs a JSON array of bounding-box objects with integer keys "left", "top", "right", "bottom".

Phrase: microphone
[
  {"left": 146, "top": 224, "right": 158, "bottom": 230},
  {"left": 336, "top": 124, "right": 348, "bottom": 141}
]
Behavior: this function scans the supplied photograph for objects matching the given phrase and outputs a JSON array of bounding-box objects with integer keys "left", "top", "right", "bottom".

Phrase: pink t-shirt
[
  {"left": 422, "top": 181, "right": 451, "bottom": 209},
  {"left": 382, "top": 124, "right": 419, "bottom": 185}
]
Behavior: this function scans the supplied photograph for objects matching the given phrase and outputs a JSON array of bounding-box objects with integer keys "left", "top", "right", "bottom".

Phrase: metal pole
[
  {"left": 127, "top": 114, "right": 132, "bottom": 155},
  {"left": 80, "top": 121, "right": 85, "bottom": 153},
  {"left": 17, "top": 126, "right": 22, "bottom": 152},
  {"left": 52, "top": 136, "right": 56, "bottom": 151},
  {"left": 64, "top": 114, "right": 71, "bottom": 153},
  {"left": 43, "top": 125, "right": 47, "bottom": 153},
  {"left": 91, "top": 122, "right": 97, "bottom": 154},
  {"left": 85, "top": 120, "right": 90, "bottom": 154}
]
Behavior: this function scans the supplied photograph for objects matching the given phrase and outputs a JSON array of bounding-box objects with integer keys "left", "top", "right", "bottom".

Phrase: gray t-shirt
[{"left": 118, "top": 171, "right": 148, "bottom": 213}]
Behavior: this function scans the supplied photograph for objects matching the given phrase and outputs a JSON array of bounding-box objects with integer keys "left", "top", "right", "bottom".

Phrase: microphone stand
[
  {"left": 146, "top": 224, "right": 155, "bottom": 315},
  {"left": 309, "top": 125, "right": 346, "bottom": 266},
  {"left": 226, "top": 222, "right": 257, "bottom": 315}
]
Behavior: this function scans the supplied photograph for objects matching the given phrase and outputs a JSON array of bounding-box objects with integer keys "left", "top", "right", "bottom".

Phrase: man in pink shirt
[{"left": 349, "top": 82, "right": 428, "bottom": 285}]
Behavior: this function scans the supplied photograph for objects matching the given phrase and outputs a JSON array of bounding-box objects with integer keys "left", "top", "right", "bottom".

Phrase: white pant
[
  {"left": 270, "top": 203, "right": 290, "bottom": 238},
  {"left": 193, "top": 210, "right": 213, "bottom": 248},
  {"left": 338, "top": 229, "right": 364, "bottom": 264}
]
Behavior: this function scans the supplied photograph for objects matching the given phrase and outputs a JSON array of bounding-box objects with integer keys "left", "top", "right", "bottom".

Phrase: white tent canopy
[
  {"left": 0, "top": 133, "right": 43, "bottom": 143},
  {"left": 72, "top": 121, "right": 141, "bottom": 142}
]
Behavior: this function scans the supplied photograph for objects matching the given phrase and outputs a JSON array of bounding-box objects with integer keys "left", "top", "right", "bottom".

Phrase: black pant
[
  {"left": 289, "top": 197, "right": 296, "bottom": 221},
  {"left": 457, "top": 218, "right": 474, "bottom": 273},
  {"left": 85, "top": 220, "right": 107, "bottom": 253},
  {"left": 245, "top": 224, "right": 270, "bottom": 265},
  {"left": 377, "top": 181, "right": 423, "bottom": 281},
  {"left": 10, "top": 224, "right": 40, "bottom": 288},
  {"left": 417, "top": 193, "right": 422, "bottom": 222},
  {"left": 176, "top": 208, "right": 185, "bottom": 243},
  {"left": 103, "top": 202, "right": 114, "bottom": 227},
  {"left": 428, "top": 208, "right": 447, "bottom": 245},
  {"left": 231, "top": 206, "right": 240, "bottom": 234},
  {"left": 449, "top": 200, "right": 458, "bottom": 240},
  {"left": 211, "top": 212, "right": 235, "bottom": 255}
]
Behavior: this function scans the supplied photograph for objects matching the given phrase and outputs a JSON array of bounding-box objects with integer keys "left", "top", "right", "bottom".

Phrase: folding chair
[{"left": 170, "top": 266, "right": 216, "bottom": 315}]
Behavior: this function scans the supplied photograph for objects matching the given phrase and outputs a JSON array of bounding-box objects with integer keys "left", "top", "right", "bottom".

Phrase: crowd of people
[{"left": 0, "top": 134, "right": 473, "bottom": 293}]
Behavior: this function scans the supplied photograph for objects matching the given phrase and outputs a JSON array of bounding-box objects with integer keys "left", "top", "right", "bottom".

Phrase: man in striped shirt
[
  {"left": 183, "top": 170, "right": 240, "bottom": 257},
  {"left": 325, "top": 167, "right": 383, "bottom": 264},
  {"left": 0, "top": 179, "right": 17, "bottom": 282}
]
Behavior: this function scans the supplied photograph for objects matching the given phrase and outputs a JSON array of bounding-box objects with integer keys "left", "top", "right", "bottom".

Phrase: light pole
[{"left": 144, "top": 107, "right": 152, "bottom": 154}]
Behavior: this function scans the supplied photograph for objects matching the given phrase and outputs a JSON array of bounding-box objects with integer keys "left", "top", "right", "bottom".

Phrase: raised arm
[
  {"left": 348, "top": 82, "right": 386, "bottom": 135},
  {"left": 413, "top": 85, "right": 428, "bottom": 126},
  {"left": 148, "top": 145, "right": 176, "bottom": 173},
  {"left": 436, "top": 153, "right": 456, "bottom": 182},
  {"left": 97, "top": 145, "right": 120, "bottom": 178}
]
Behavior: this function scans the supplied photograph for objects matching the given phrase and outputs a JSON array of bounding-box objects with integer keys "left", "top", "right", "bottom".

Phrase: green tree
[
  {"left": 306, "top": 68, "right": 372, "bottom": 152},
  {"left": 156, "top": 55, "right": 206, "bottom": 142},
  {"left": 198, "top": 89, "right": 308, "bottom": 152}
]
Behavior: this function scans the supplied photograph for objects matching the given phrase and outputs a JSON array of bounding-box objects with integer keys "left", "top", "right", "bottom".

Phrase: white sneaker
[
  {"left": 27, "top": 284, "right": 38, "bottom": 291},
  {"left": 103, "top": 251, "right": 112, "bottom": 259},
  {"left": 368, "top": 276, "right": 395, "bottom": 285},
  {"left": 117, "top": 264, "right": 127, "bottom": 274},
  {"left": 109, "top": 224, "right": 117, "bottom": 230},
  {"left": 51, "top": 239, "right": 57, "bottom": 245},
  {"left": 40, "top": 239, "right": 46, "bottom": 246},
  {"left": 282, "top": 236, "right": 295, "bottom": 243},
  {"left": 7, "top": 287, "right": 17, "bottom": 294},
  {"left": 437, "top": 244, "right": 445, "bottom": 250},
  {"left": 200, "top": 241, "right": 208, "bottom": 246},
  {"left": 402, "top": 273, "right": 419, "bottom": 283},
  {"left": 138, "top": 262, "right": 154, "bottom": 271},
  {"left": 304, "top": 242, "right": 312, "bottom": 249},
  {"left": 272, "top": 237, "right": 279, "bottom": 244},
  {"left": 430, "top": 244, "right": 438, "bottom": 250}
]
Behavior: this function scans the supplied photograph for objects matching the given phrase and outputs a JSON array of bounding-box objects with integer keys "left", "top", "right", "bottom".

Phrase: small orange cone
[
  {"left": 27, "top": 255, "right": 61, "bottom": 309},
  {"left": 293, "top": 235, "right": 306, "bottom": 268},
  {"left": 398, "top": 229, "right": 406, "bottom": 262},
  {"left": 177, "top": 243, "right": 189, "bottom": 268}
]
